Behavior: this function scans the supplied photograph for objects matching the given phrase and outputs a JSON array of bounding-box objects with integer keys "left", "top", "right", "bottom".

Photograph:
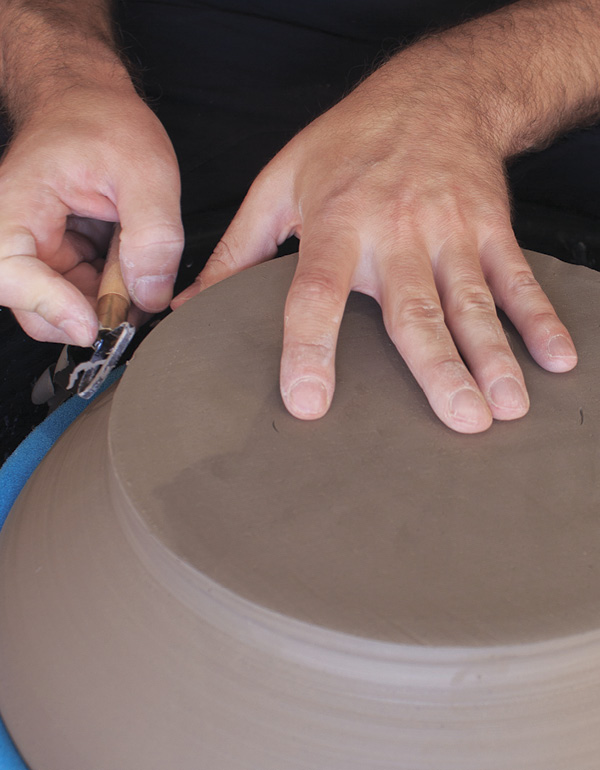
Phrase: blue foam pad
[{"left": 0, "top": 367, "right": 124, "bottom": 769}]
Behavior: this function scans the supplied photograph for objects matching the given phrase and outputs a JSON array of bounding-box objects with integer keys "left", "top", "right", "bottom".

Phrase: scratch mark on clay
[
  {"left": 579, "top": 407, "right": 584, "bottom": 426},
  {"left": 272, "top": 420, "right": 279, "bottom": 433}
]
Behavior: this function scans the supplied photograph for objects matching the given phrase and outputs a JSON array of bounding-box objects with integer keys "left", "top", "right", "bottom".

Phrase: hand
[
  {"left": 173, "top": 58, "right": 577, "bottom": 434},
  {"left": 0, "top": 85, "right": 184, "bottom": 346}
]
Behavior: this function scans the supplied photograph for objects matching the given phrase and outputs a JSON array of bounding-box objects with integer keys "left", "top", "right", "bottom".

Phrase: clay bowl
[{"left": 1, "top": 253, "right": 600, "bottom": 769}]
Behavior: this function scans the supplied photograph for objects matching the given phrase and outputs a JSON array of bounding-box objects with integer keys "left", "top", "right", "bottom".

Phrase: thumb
[
  {"left": 172, "top": 169, "right": 295, "bottom": 308},
  {"left": 116, "top": 164, "right": 185, "bottom": 313}
]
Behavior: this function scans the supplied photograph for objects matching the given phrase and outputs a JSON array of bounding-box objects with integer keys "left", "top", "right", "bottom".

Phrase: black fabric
[{"left": 2, "top": 0, "right": 600, "bottom": 460}]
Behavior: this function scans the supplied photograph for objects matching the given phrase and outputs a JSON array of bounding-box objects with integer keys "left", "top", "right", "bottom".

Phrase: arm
[
  {"left": 0, "top": 1, "right": 123, "bottom": 128},
  {"left": 0, "top": 0, "right": 183, "bottom": 346},
  {"left": 177, "top": 0, "right": 596, "bottom": 433}
]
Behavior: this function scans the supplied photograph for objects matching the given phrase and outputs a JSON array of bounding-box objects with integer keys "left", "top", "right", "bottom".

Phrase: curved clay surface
[{"left": 1, "top": 252, "right": 600, "bottom": 769}]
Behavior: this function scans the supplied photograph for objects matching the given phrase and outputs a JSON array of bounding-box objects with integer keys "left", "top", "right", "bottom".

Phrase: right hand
[{"left": 0, "top": 84, "right": 184, "bottom": 346}]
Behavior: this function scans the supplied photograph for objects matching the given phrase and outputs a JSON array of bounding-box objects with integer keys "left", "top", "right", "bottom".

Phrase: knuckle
[
  {"left": 288, "top": 270, "right": 346, "bottom": 309},
  {"left": 0, "top": 228, "right": 36, "bottom": 261},
  {"left": 32, "top": 277, "right": 66, "bottom": 321},
  {"left": 430, "top": 357, "right": 467, "bottom": 383},
  {"left": 529, "top": 308, "right": 561, "bottom": 331},
  {"left": 449, "top": 284, "right": 496, "bottom": 317},
  {"left": 305, "top": 189, "right": 359, "bottom": 226},
  {"left": 122, "top": 223, "right": 185, "bottom": 257},
  {"left": 505, "top": 268, "right": 542, "bottom": 298},
  {"left": 479, "top": 349, "right": 521, "bottom": 379},
  {"left": 395, "top": 295, "right": 445, "bottom": 330},
  {"left": 391, "top": 190, "right": 419, "bottom": 221},
  {"left": 133, "top": 152, "right": 179, "bottom": 186},
  {"left": 210, "top": 238, "right": 238, "bottom": 270},
  {"left": 284, "top": 338, "right": 335, "bottom": 367},
  {"left": 387, "top": 296, "right": 447, "bottom": 351},
  {"left": 478, "top": 209, "right": 513, "bottom": 237}
]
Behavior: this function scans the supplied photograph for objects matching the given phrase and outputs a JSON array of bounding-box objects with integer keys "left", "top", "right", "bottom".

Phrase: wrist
[
  {"left": 356, "top": 44, "right": 507, "bottom": 169},
  {"left": 0, "top": 4, "right": 134, "bottom": 130}
]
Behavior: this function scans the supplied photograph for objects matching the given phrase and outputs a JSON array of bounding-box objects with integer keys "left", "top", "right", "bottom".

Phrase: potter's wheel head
[{"left": 2, "top": 253, "right": 600, "bottom": 770}]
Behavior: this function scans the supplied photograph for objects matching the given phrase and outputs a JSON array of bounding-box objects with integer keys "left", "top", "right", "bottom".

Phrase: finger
[
  {"left": 172, "top": 168, "right": 295, "bottom": 308},
  {"left": 14, "top": 258, "right": 149, "bottom": 341},
  {"left": 480, "top": 232, "right": 577, "bottom": 373},
  {"left": 43, "top": 228, "right": 105, "bottom": 274},
  {"left": 63, "top": 261, "right": 103, "bottom": 301},
  {"left": 65, "top": 216, "right": 113, "bottom": 255},
  {"left": 116, "top": 161, "right": 185, "bottom": 313},
  {"left": 434, "top": 237, "right": 529, "bottom": 421},
  {"left": 279, "top": 227, "right": 358, "bottom": 420},
  {"left": 13, "top": 309, "right": 79, "bottom": 345},
  {"left": 379, "top": 242, "right": 492, "bottom": 434},
  {"left": 0, "top": 225, "right": 97, "bottom": 346}
]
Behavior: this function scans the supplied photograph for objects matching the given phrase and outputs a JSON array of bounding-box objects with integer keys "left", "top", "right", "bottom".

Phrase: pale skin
[{"left": 1, "top": 1, "right": 599, "bottom": 433}]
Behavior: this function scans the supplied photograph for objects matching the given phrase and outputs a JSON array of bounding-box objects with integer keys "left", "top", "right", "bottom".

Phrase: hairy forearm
[
  {"left": 379, "top": 0, "right": 600, "bottom": 160},
  {"left": 0, "top": 0, "right": 133, "bottom": 128}
]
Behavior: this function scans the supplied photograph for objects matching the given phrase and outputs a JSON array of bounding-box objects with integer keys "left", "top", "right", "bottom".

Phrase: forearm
[
  {"left": 0, "top": 0, "right": 133, "bottom": 128},
  {"left": 376, "top": 0, "right": 600, "bottom": 160}
]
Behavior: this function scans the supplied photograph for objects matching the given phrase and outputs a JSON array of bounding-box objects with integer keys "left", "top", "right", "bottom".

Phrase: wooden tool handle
[{"left": 97, "top": 224, "right": 130, "bottom": 329}]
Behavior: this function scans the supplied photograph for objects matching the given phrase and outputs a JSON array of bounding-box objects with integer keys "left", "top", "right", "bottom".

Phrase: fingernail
[
  {"left": 59, "top": 319, "right": 95, "bottom": 347},
  {"left": 547, "top": 334, "right": 576, "bottom": 359},
  {"left": 287, "top": 377, "right": 329, "bottom": 417},
  {"left": 131, "top": 274, "right": 175, "bottom": 311},
  {"left": 449, "top": 388, "right": 489, "bottom": 425},
  {"left": 489, "top": 376, "right": 528, "bottom": 411}
]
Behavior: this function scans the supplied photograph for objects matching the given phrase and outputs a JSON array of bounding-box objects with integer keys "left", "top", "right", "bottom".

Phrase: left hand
[{"left": 172, "top": 57, "right": 577, "bottom": 434}]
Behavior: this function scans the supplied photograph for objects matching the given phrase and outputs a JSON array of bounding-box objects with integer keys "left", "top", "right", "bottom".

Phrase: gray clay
[{"left": 1, "top": 251, "right": 600, "bottom": 769}]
